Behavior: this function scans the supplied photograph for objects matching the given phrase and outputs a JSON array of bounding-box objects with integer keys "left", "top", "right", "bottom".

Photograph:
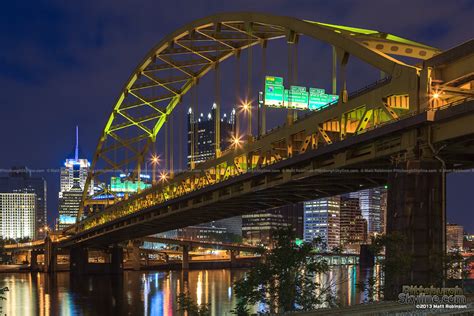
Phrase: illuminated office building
[
  {"left": 184, "top": 104, "right": 241, "bottom": 239},
  {"left": 380, "top": 189, "right": 388, "bottom": 234},
  {"left": 350, "top": 187, "right": 386, "bottom": 238},
  {"left": 57, "top": 126, "right": 92, "bottom": 229},
  {"left": 187, "top": 103, "right": 235, "bottom": 166},
  {"left": 303, "top": 197, "right": 340, "bottom": 249},
  {"left": 110, "top": 174, "right": 151, "bottom": 193},
  {"left": 177, "top": 225, "right": 227, "bottom": 242},
  {"left": 339, "top": 196, "right": 367, "bottom": 251},
  {"left": 447, "top": 223, "right": 464, "bottom": 252},
  {"left": 57, "top": 182, "right": 82, "bottom": 230},
  {"left": 0, "top": 167, "right": 47, "bottom": 239},
  {"left": 0, "top": 193, "right": 36, "bottom": 239},
  {"left": 242, "top": 203, "right": 303, "bottom": 246},
  {"left": 60, "top": 126, "right": 93, "bottom": 194}
]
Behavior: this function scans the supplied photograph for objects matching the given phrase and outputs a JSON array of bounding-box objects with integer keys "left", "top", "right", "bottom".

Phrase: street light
[
  {"left": 231, "top": 135, "right": 242, "bottom": 149},
  {"left": 159, "top": 171, "right": 168, "bottom": 182},
  {"left": 40, "top": 225, "right": 51, "bottom": 236},
  {"left": 240, "top": 101, "right": 252, "bottom": 137},
  {"left": 150, "top": 154, "right": 161, "bottom": 184}
]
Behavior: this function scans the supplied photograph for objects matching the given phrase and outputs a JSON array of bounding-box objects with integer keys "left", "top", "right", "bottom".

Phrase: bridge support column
[
  {"left": 128, "top": 241, "right": 141, "bottom": 271},
  {"left": 70, "top": 247, "right": 88, "bottom": 274},
  {"left": 182, "top": 245, "right": 189, "bottom": 270},
  {"left": 229, "top": 250, "right": 239, "bottom": 267},
  {"left": 44, "top": 236, "right": 57, "bottom": 273},
  {"left": 386, "top": 158, "right": 445, "bottom": 299},
  {"left": 30, "top": 250, "right": 40, "bottom": 272},
  {"left": 359, "top": 244, "right": 374, "bottom": 268},
  {"left": 111, "top": 246, "right": 124, "bottom": 274}
]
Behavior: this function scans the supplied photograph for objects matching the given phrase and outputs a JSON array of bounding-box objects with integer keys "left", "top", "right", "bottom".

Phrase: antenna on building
[{"left": 75, "top": 125, "right": 79, "bottom": 161}]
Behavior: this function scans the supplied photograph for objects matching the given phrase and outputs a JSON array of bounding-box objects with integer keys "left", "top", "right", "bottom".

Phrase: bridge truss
[{"left": 77, "top": 12, "right": 472, "bottom": 233}]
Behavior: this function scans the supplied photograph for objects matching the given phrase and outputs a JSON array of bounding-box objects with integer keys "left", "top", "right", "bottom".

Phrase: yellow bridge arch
[{"left": 80, "top": 12, "right": 439, "bottom": 218}]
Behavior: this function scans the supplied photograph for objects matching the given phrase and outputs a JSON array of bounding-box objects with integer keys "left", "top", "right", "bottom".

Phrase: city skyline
[
  {"left": 0, "top": 2, "right": 472, "bottom": 314},
  {"left": 1, "top": 1, "right": 473, "bottom": 232}
]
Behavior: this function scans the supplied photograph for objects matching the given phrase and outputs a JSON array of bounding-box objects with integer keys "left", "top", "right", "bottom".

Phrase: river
[{"left": 0, "top": 266, "right": 381, "bottom": 315}]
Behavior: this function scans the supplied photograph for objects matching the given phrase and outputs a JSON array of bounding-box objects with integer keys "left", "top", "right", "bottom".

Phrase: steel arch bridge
[
  {"left": 9, "top": 12, "right": 473, "bottom": 298},
  {"left": 80, "top": 12, "right": 445, "bottom": 220}
]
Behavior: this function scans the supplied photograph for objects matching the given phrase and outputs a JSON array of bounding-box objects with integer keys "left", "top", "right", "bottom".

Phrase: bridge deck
[{"left": 59, "top": 98, "right": 474, "bottom": 248}]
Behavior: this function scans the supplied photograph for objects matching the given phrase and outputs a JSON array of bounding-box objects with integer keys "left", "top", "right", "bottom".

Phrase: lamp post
[{"left": 150, "top": 154, "right": 160, "bottom": 184}]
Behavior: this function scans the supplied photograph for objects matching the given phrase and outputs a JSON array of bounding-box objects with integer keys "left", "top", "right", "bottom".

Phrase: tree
[
  {"left": 176, "top": 291, "right": 210, "bottom": 316},
  {"left": 232, "top": 227, "right": 334, "bottom": 315},
  {"left": 0, "top": 286, "right": 8, "bottom": 314},
  {"left": 368, "top": 233, "right": 411, "bottom": 299}
]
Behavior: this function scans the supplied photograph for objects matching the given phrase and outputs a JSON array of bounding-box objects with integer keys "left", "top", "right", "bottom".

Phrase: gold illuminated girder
[{"left": 79, "top": 12, "right": 439, "bottom": 223}]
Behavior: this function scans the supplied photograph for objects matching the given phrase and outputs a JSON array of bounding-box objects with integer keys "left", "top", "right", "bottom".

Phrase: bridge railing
[{"left": 4, "top": 240, "right": 45, "bottom": 250}]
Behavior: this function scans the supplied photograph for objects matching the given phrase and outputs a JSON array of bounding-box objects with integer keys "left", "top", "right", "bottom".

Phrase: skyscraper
[
  {"left": 380, "top": 189, "right": 388, "bottom": 234},
  {"left": 184, "top": 104, "right": 241, "bottom": 239},
  {"left": 303, "top": 197, "right": 340, "bottom": 250},
  {"left": 0, "top": 193, "right": 36, "bottom": 239},
  {"left": 339, "top": 196, "right": 367, "bottom": 251},
  {"left": 60, "top": 126, "right": 92, "bottom": 194},
  {"left": 187, "top": 103, "right": 235, "bottom": 166},
  {"left": 0, "top": 167, "right": 47, "bottom": 239},
  {"left": 242, "top": 203, "right": 303, "bottom": 246},
  {"left": 446, "top": 224, "right": 464, "bottom": 252},
  {"left": 57, "top": 126, "right": 91, "bottom": 230},
  {"left": 57, "top": 181, "right": 83, "bottom": 231},
  {"left": 350, "top": 187, "right": 386, "bottom": 238}
]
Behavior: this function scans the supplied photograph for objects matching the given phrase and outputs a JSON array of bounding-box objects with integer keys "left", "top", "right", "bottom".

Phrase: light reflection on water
[{"left": 0, "top": 266, "right": 380, "bottom": 315}]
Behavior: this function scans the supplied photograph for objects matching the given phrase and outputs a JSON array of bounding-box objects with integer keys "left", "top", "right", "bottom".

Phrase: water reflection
[{"left": 0, "top": 266, "right": 380, "bottom": 315}]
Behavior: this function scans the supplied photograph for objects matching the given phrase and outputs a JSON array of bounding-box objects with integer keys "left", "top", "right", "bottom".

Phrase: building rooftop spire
[{"left": 75, "top": 125, "right": 79, "bottom": 161}]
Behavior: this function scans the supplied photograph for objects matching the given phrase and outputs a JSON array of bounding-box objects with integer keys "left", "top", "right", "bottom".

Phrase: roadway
[{"left": 62, "top": 98, "right": 474, "bottom": 247}]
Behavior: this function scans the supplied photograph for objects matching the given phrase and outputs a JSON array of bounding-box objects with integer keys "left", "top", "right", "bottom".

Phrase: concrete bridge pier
[
  {"left": 70, "top": 247, "right": 88, "bottom": 274},
  {"left": 385, "top": 158, "right": 445, "bottom": 299},
  {"left": 44, "top": 236, "right": 57, "bottom": 273},
  {"left": 229, "top": 250, "right": 239, "bottom": 267},
  {"left": 29, "top": 250, "right": 41, "bottom": 272},
  {"left": 127, "top": 240, "right": 142, "bottom": 271},
  {"left": 110, "top": 245, "right": 124, "bottom": 274},
  {"left": 359, "top": 244, "right": 374, "bottom": 268},
  {"left": 182, "top": 245, "right": 190, "bottom": 270}
]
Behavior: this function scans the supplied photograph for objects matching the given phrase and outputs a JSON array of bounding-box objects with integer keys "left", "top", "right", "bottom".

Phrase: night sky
[{"left": 0, "top": 1, "right": 473, "bottom": 232}]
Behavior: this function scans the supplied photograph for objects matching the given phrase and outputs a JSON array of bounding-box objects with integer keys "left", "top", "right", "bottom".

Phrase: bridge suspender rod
[
  {"left": 247, "top": 23, "right": 253, "bottom": 138},
  {"left": 170, "top": 113, "right": 174, "bottom": 178},
  {"left": 260, "top": 40, "right": 267, "bottom": 136},
  {"left": 287, "top": 30, "right": 297, "bottom": 125},
  {"left": 191, "top": 80, "right": 198, "bottom": 169},
  {"left": 178, "top": 104, "right": 183, "bottom": 172},
  {"left": 293, "top": 38, "right": 298, "bottom": 122},
  {"left": 164, "top": 117, "right": 168, "bottom": 173},
  {"left": 332, "top": 45, "right": 337, "bottom": 95},
  {"left": 189, "top": 32, "right": 196, "bottom": 170},
  {"left": 190, "top": 87, "right": 194, "bottom": 170},
  {"left": 234, "top": 50, "right": 241, "bottom": 139},
  {"left": 214, "top": 62, "right": 221, "bottom": 158}
]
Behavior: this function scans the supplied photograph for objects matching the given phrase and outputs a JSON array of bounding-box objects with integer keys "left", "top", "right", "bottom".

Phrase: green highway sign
[
  {"left": 265, "top": 76, "right": 283, "bottom": 85},
  {"left": 309, "top": 88, "right": 325, "bottom": 95},
  {"left": 284, "top": 86, "right": 309, "bottom": 109},
  {"left": 309, "top": 88, "right": 339, "bottom": 110},
  {"left": 264, "top": 76, "right": 285, "bottom": 107},
  {"left": 264, "top": 75, "right": 339, "bottom": 111}
]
